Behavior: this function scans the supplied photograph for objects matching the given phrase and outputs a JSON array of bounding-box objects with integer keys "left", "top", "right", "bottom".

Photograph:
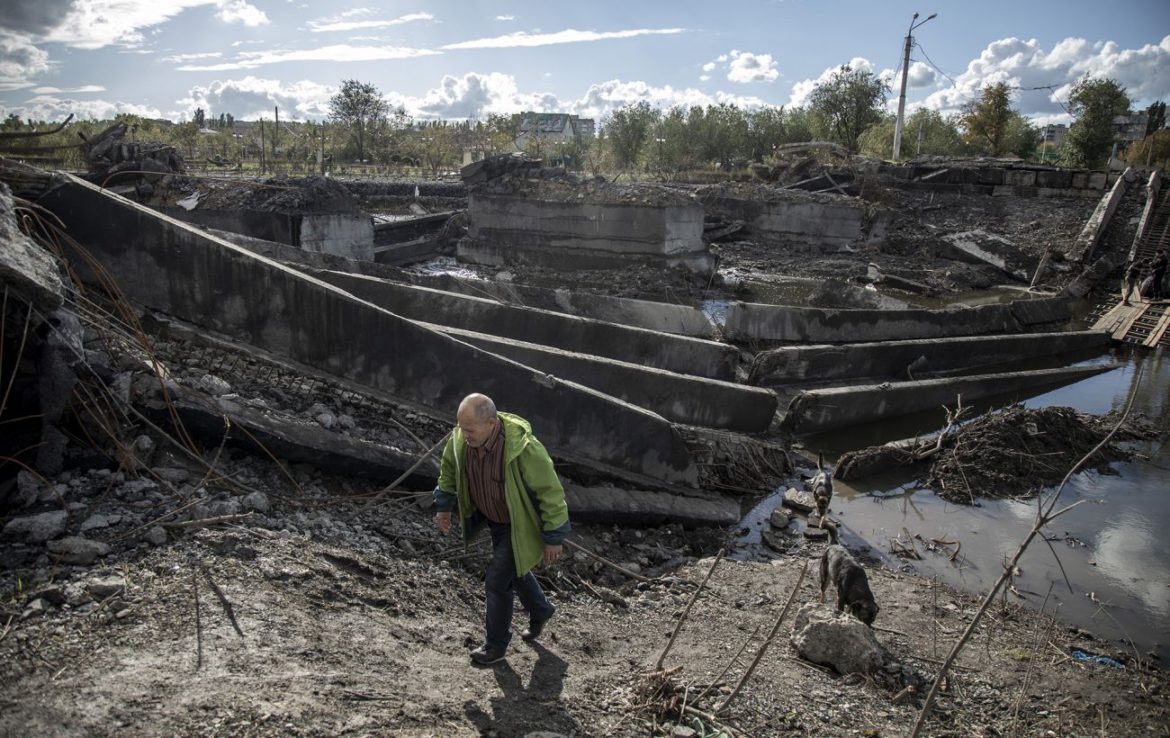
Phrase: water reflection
[{"left": 766, "top": 345, "right": 1170, "bottom": 661}]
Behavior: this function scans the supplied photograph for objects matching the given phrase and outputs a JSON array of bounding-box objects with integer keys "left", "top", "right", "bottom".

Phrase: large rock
[
  {"left": 2, "top": 511, "right": 68, "bottom": 543},
  {"left": 791, "top": 603, "right": 885, "bottom": 675},
  {"left": 46, "top": 536, "right": 111, "bottom": 565},
  {"left": 782, "top": 487, "right": 816, "bottom": 513}
]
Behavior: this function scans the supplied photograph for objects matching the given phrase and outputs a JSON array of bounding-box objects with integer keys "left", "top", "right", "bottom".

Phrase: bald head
[{"left": 457, "top": 393, "right": 499, "bottom": 448}]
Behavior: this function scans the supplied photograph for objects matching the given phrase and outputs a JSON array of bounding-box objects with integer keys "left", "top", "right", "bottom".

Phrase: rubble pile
[
  {"left": 925, "top": 405, "right": 1156, "bottom": 502},
  {"left": 79, "top": 122, "right": 184, "bottom": 197}
]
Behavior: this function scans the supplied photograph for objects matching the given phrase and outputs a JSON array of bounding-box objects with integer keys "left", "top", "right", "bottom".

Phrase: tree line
[{"left": 1, "top": 72, "right": 1164, "bottom": 175}]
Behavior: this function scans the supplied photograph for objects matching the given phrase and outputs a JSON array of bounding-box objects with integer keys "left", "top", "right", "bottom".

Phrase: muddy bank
[{"left": 2, "top": 503, "right": 1168, "bottom": 737}]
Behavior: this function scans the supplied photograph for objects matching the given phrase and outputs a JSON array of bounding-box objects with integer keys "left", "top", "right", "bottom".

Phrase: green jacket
[{"left": 433, "top": 412, "right": 570, "bottom": 576}]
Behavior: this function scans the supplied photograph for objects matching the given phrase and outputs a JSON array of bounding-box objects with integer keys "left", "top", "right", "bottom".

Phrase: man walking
[
  {"left": 1122, "top": 258, "right": 1144, "bottom": 305},
  {"left": 434, "top": 393, "right": 570, "bottom": 665},
  {"left": 1150, "top": 250, "right": 1168, "bottom": 301}
]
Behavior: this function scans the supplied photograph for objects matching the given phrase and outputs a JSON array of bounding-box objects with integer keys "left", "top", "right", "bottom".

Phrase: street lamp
[{"left": 892, "top": 11, "right": 937, "bottom": 162}]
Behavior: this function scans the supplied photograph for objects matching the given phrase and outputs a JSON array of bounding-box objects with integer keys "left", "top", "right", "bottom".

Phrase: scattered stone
[
  {"left": 80, "top": 514, "right": 112, "bottom": 532},
  {"left": 144, "top": 526, "right": 168, "bottom": 546},
  {"left": 803, "top": 526, "right": 831, "bottom": 541},
  {"left": 85, "top": 575, "right": 126, "bottom": 599},
  {"left": 46, "top": 536, "right": 111, "bottom": 565},
  {"left": 22, "top": 598, "right": 52, "bottom": 619},
  {"left": 2, "top": 511, "right": 68, "bottom": 543},
  {"left": 197, "top": 373, "right": 233, "bottom": 396},
  {"left": 242, "top": 491, "right": 271, "bottom": 514},
  {"left": 315, "top": 412, "right": 336, "bottom": 429},
  {"left": 791, "top": 603, "right": 886, "bottom": 675},
  {"left": 29, "top": 585, "right": 66, "bottom": 605},
  {"left": 761, "top": 529, "right": 788, "bottom": 553},
  {"left": 337, "top": 414, "right": 356, "bottom": 430},
  {"left": 671, "top": 726, "right": 698, "bottom": 738},
  {"left": 209, "top": 499, "right": 242, "bottom": 517},
  {"left": 152, "top": 467, "right": 191, "bottom": 484},
  {"left": 14, "top": 470, "right": 42, "bottom": 508},
  {"left": 769, "top": 507, "right": 791, "bottom": 529},
  {"left": 782, "top": 487, "right": 816, "bottom": 513}
]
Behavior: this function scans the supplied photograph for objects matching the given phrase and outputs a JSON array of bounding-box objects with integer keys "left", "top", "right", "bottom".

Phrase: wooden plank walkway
[{"left": 1092, "top": 300, "right": 1170, "bottom": 346}]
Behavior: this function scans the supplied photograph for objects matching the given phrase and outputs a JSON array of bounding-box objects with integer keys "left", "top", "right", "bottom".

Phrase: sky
[{"left": 0, "top": 0, "right": 1168, "bottom": 127}]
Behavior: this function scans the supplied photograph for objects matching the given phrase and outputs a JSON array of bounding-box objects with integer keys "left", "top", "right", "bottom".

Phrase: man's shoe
[
  {"left": 470, "top": 644, "right": 506, "bottom": 665},
  {"left": 522, "top": 612, "right": 553, "bottom": 641}
]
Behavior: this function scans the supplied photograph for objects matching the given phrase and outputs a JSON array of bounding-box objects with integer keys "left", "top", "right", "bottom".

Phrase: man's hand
[
  {"left": 435, "top": 511, "right": 451, "bottom": 534},
  {"left": 543, "top": 544, "right": 562, "bottom": 566}
]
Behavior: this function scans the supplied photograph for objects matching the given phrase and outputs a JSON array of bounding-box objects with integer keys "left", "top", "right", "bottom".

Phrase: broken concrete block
[
  {"left": 761, "top": 528, "right": 788, "bottom": 553},
  {"left": 85, "top": 575, "right": 126, "bottom": 599},
  {"left": 782, "top": 487, "right": 816, "bottom": 513},
  {"left": 803, "top": 526, "right": 831, "bottom": 541},
  {"left": 144, "top": 526, "right": 168, "bottom": 546},
  {"left": 242, "top": 491, "right": 271, "bottom": 514},
  {"left": 197, "top": 373, "right": 232, "bottom": 396},
  {"left": 791, "top": 603, "right": 886, "bottom": 675},
  {"left": 2, "top": 511, "right": 68, "bottom": 543},
  {"left": 46, "top": 536, "right": 111, "bottom": 565},
  {"left": 769, "top": 507, "right": 791, "bottom": 529},
  {"left": 22, "top": 598, "right": 52, "bottom": 619},
  {"left": 315, "top": 412, "right": 336, "bottom": 429}
]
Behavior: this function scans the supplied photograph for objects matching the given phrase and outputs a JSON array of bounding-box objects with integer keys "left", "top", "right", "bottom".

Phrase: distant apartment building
[
  {"left": 515, "top": 112, "right": 596, "bottom": 148},
  {"left": 1040, "top": 123, "right": 1068, "bottom": 149}
]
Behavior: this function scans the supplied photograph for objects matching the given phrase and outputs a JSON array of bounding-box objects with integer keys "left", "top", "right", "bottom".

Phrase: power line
[{"left": 913, "top": 41, "right": 1073, "bottom": 115}]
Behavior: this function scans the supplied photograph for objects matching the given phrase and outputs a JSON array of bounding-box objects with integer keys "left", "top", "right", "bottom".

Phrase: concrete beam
[
  {"left": 749, "top": 330, "right": 1110, "bottom": 385},
  {"left": 781, "top": 364, "right": 1117, "bottom": 436},
  {"left": 313, "top": 270, "right": 739, "bottom": 380},
  {"left": 432, "top": 324, "right": 777, "bottom": 433},
  {"left": 38, "top": 175, "right": 700, "bottom": 488},
  {"left": 404, "top": 273, "right": 715, "bottom": 338},
  {"left": 725, "top": 298, "right": 1072, "bottom": 344},
  {"left": 1068, "top": 167, "right": 1135, "bottom": 264}
]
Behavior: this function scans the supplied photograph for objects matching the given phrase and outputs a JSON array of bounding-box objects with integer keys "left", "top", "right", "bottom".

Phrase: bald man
[{"left": 433, "top": 393, "right": 570, "bottom": 665}]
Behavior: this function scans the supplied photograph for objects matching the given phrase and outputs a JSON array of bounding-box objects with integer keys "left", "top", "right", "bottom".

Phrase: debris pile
[
  {"left": 79, "top": 122, "right": 184, "bottom": 197},
  {"left": 925, "top": 405, "right": 1156, "bottom": 503}
]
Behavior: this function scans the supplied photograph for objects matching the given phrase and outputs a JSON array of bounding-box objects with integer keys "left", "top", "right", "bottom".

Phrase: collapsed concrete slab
[
  {"left": 1068, "top": 167, "right": 1136, "bottom": 264},
  {"left": 37, "top": 174, "right": 700, "bottom": 488},
  {"left": 781, "top": 364, "right": 1117, "bottom": 435},
  {"left": 432, "top": 324, "right": 777, "bottom": 432},
  {"left": 401, "top": 274, "right": 716, "bottom": 338},
  {"left": 749, "top": 330, "right": 1110, "bottom": 385},
  {"left": 698, "top": 183, "right": 889, "bottom": 253},
  {"left": 0, "top": 182, "right": 66, "bottom": 311},
  {"left": 725, "top": 297, "right": 1072, "bottom": 344},
  {"left": 462, "top": 178, "right": 714, "bottom": 274},
  {"left": 312, "top": 270, "right": 738, "bottom": 380}
]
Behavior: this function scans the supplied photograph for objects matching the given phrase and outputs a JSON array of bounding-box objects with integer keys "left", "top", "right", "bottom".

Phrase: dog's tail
[{"left": 817, "top": 451, "right": 825, "bottom": 473}]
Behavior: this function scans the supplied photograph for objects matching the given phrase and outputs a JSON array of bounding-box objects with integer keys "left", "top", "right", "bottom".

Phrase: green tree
[
  {"left": 1145, "top": 101, "right": 1166, "bottom": 136},
  {"left": 858, "top": 108, "right": 964, "bottom": 158},
  {"left": 329, "top": 79, "right": 388, "bottom": 163},
  {"left": 192, "top": 108, "right": 206, "bottom": 129},
  {"left": 807, "top": 65, "right": 889, "bottom": 151},
  {"left": 1125, "top": 128, "right": 1170, "bottom": 168},
  {"left": 1064, "top": 77, "right": 1131, "bottom": 168},
  {"left": 960, "top": 83, "right": 1015, "bottom": 155},
  {"left": 1003, "top": 114, "right": 1042, "bottom": 159},
  {"left": 604, "top": 101, "right": 660, "bottom": 169}
]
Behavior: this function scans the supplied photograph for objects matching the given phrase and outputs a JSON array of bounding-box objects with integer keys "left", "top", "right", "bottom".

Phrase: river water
[{"left": 737, "top": 346, "right": 1170, "bottom": 663}]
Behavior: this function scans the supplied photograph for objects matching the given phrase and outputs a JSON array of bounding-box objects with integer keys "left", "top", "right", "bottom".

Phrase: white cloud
[
  {"left": 440, "top": 28, "right": 685, "bottom": 50},
  {"left": 701, "top": 50, "right": 781, "bottom": 84},
  {"left": 307, "top": 11, "right": 432, "bottom": 33},
  {"left": 572, "top": 78, "right": 766, "bottom": 121},
  {"left": 393, "top": 72, "right": 558, "bottom": 119},
  {"left": 176, "top": 75, "right": 333, "bottom": 119},
  {"left": 11, "top": 94, "right": 161, "bottom": 120},
  {"left": 0, "top": 31, "right": 51, "bottom": 90},
  {"left": 176, "top": 44, "right": 439, "bottom": 71},
  {"left": 30, "top": 84, "right": 105, "bottom": 93},
  {"left": 495, "top": 15, "right": 515, "bottom": 21},
  {"left": 787, "top": 57, "right": 879, "bottom": 107},
  {"left": 161, "top": 51, "right": 223, "bottom": 62},
  {"left": 727, "top": 50, "right": 780, "bottom": 83},
  {"left": 906, "top": 61, "right": 936, "bottom": 88},
  {"left": 920, "top": 34, "right": 1170, "bottom": 121},
  {"left": 216, "top": 0, "right": 268, "bottom": 27}
]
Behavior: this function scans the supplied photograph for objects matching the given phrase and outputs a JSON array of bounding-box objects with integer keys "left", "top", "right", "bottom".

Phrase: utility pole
[{"left": 892, "top": 11, "right": 936, "bottom": 162}]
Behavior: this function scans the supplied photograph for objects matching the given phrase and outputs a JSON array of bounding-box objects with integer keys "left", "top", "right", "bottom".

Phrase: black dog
[
  {"left": 820, "top": 544, "right": 879, "bottom": 625},
  {"left": 809, "top": 453, "right": 833, "bottom": 527}
]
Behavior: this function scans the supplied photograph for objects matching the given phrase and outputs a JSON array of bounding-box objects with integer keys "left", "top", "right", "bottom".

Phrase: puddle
[{"left": 738, "top": 346, "right": 1170, "bottom": 662}]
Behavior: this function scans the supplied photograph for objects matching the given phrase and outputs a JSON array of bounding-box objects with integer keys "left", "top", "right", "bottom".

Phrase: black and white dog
[
  {"left": 809, "top": 453, "right": 833, "bottom": 527},
  {"left": 820, "top": 544, "right": 879, "bottom": 626}
]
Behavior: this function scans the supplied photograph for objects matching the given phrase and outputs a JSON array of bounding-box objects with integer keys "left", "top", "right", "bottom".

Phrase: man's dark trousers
[{"left": 485, "top": 521, "right": 554, "bottom": 649}]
